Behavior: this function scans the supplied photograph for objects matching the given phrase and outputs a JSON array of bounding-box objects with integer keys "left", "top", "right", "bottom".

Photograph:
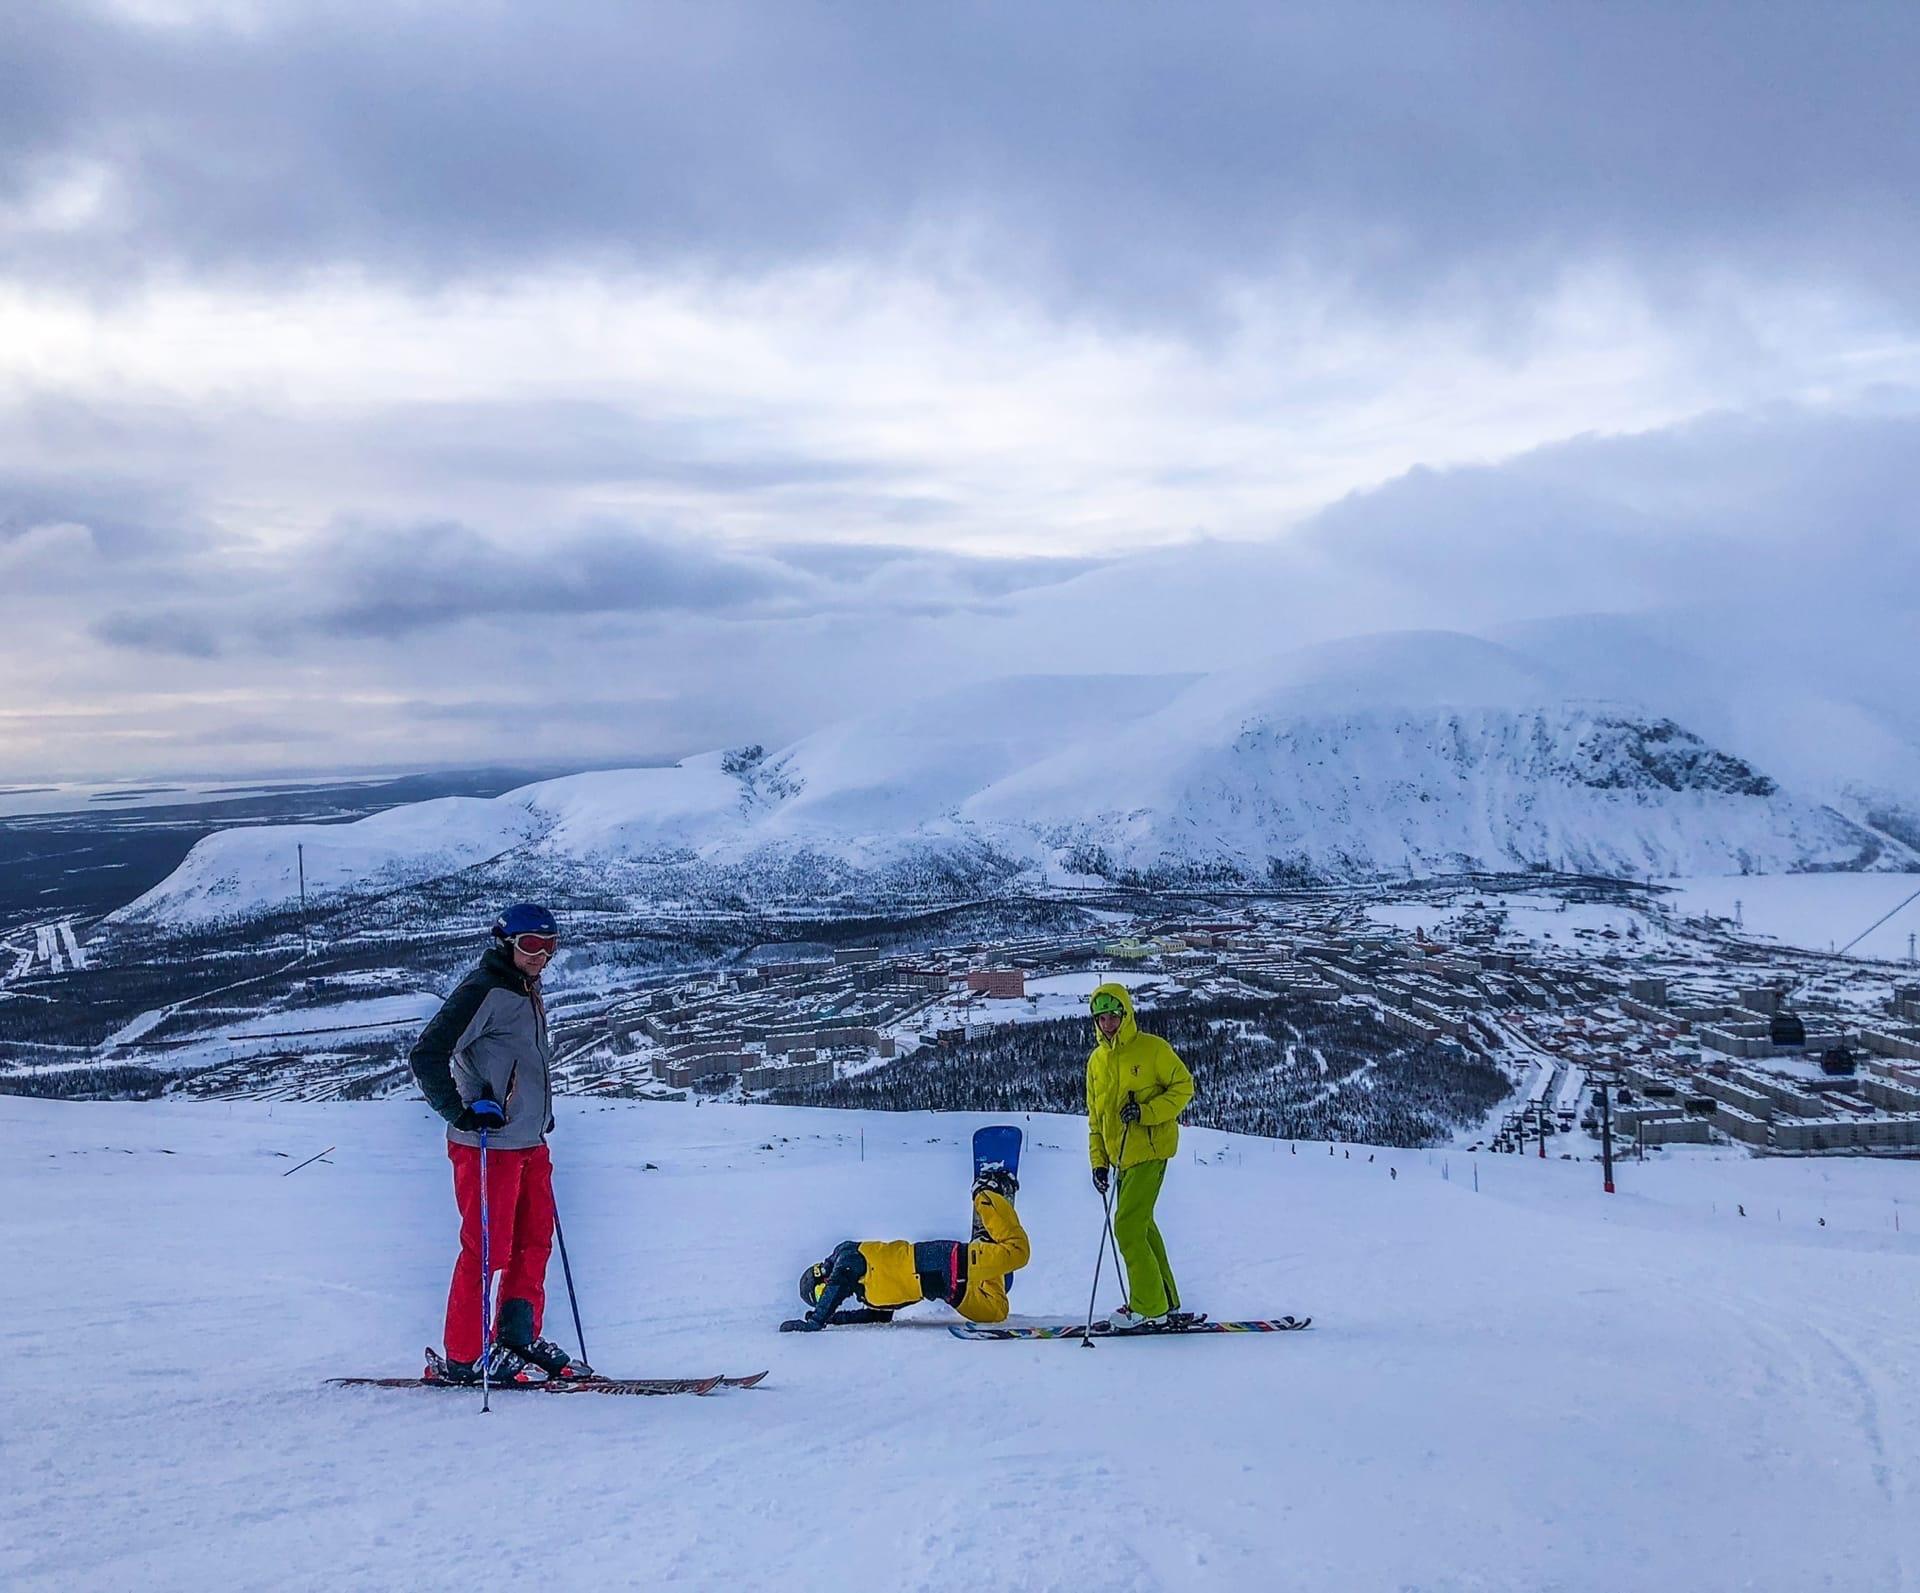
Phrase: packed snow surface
[{"left": 7, "top": 1097, "right": 1919, "bottom": 1591}]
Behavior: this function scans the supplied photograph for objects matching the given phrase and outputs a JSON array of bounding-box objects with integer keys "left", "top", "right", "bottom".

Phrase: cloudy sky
[{"left": 4, "top": 0, "right": 1917, "bottom": 781}]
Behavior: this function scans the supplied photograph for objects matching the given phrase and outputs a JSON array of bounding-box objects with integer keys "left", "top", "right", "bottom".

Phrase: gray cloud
[
  {"left": 947, "top": 398, "right": 1920, "bottom": 681},
  {"left": 342, "top": 400, "right": 880, "bottom": 494},
  {"left": 765, "top": 540, "right": 1102, "bottom": 597},
  {"left": 58, "top": 508, "right": 1112, "bottom": 660},
  {"left": 308, "top": 519, "right": 807, "bottom": 637},
  {"left": 16, "top": 397, "right": 1919, "bottom": 783},
  {"left": 0, "top": 466, "right": 200, "bottom": 558},
  {"left": 91, "top": 609, "right": 223, "bottom": 658},
  {"left": 6, "top": 3, "right": 1918, "bottom": 320},
  {"left": 4, "top": 5, "right": 1918, "bottom": 784},
  {"left": 1298, "top": 404, "right": 1920, "bottom": 614}
]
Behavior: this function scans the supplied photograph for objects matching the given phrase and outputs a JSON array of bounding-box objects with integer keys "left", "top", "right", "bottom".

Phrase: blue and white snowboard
[
  {"left": 972, "top": 1125, "right": 1022, "bottom": 1295},
  {"left": 972, "top": 1124, "right": 1022, "bottom": 1186}
]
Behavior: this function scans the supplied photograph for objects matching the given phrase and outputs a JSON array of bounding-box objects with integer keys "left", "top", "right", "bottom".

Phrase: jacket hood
[
  {"left": 482, "top": 941, "right": 538, "bottom": 990},
  {"left": 1091, "top": 980, "right": 1138, "bottom": 1049}
]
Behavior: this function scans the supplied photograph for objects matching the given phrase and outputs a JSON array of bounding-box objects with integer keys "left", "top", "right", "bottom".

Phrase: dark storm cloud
[{"left": 8, "top": 2, "right": 1919, "bottom": 315}]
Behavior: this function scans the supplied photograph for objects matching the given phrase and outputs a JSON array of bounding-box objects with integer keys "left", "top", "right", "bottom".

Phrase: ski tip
[{"left": 727, "top": 1370, "right": 771, "bottom": 1389}]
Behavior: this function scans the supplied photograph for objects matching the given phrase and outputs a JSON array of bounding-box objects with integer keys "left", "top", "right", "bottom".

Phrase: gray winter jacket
[{"left": 408, "top": 943, "right": 554, "bottom": 1150}]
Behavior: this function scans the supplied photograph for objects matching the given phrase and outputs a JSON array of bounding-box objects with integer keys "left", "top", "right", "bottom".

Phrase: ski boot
[
  {"left": 427, "top": 1343, "right": 535, "bottom": 1385},
  {"left": 492, "top": 1298, "right": 589, "bottom": 1380},
  {"left": 510, "top": 1336, "right": 593, "bottom": 1381},
  {"left": 1102, "top": 1306, "right": 1169, "bottom": 1334}
]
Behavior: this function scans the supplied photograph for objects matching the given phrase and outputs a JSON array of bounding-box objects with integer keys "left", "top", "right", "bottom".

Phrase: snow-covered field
[
  {"left": 7, "top": 1097, "right": 1919, "bottom": 1591},
  {"left": 912, "top": 970, "right": 1186, "bottom": 1034},
  {"left": 98, "top": 993, "right": 452, "bottom": 1072},
  {"left": 1666, "top": 873, "right": 1920, "bottom": 961},
  {"left": 1367, "top": 892, "right": 1668, "bottom": 949}
]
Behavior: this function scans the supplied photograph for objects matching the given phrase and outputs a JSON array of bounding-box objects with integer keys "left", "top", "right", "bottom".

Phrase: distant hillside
[{"left": 112, "top": 631, "right": 1918, "bottom": 930}]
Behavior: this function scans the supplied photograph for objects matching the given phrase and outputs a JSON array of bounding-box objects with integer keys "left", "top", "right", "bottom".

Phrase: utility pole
[
  {"left": 1908, "top": 931, "right": 1915, "bottom": 967},
  {"left": 1598, "top": 1082, "right": 1615, "bottom": 1194},
  {"left": 297, "top": 843, "right": 309, "bottom": 960},
  {"left": 1537, "top": 1103, "right": 1547, "bottom": 1159},
  {"left": 1734, "top": 898, "right": 1743, "bottom": 929}
]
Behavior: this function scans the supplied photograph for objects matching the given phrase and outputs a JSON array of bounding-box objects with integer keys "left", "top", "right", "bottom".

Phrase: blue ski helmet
[
  {"left": 800, "top": 1260, "right": 830, "bottom": 1308},
  {"left": 492, "top": 902, "right": 558, "bottom": 941}
]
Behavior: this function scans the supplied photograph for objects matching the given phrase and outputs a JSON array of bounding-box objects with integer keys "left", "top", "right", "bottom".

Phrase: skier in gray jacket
[{"left": 408, "top": 903, "right": 583, "bottom": 1383}]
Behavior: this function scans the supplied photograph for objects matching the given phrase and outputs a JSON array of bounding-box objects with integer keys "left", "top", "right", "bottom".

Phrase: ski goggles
[
  {"left": 509, "top": 932, "right": 559, "bottom": 957},
  {"left": 1089, "top": 992, "right": 1125, "bottom": 1017}
]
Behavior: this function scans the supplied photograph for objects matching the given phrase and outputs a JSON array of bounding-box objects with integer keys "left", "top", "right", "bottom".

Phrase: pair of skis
[
  {"left": 782, "top": 1310, "right": 1312, "bottom": 1338},
  {"left": 328, "top": 1349, "right": 769, "bottom": 1398},
  {"left": 952, "top": 1313, "right": 1312, "bottom": 1341}
]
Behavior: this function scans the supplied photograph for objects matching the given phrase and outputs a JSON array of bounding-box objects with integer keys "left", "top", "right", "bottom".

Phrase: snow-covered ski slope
[
  {"left": 8, "top": 1096, "right": 1918, "bottom": 1591},
  {"left": 114, "top": 632, "right": 1919, "bottom": 927}
]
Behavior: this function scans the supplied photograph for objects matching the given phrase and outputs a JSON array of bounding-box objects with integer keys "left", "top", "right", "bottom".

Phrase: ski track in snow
[
  {"left": 5, "top": 1098, "right": 1920, "bottom": 1592},
  {"left": 56, "top": 918, "right": 87, "bottom": 971}
]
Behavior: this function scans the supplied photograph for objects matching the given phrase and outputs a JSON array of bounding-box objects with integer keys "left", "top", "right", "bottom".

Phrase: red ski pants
[{"left": 443, "top": 1140, "right": 555, "bottom": 1363}]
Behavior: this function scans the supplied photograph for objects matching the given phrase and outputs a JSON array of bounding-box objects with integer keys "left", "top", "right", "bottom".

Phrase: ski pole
[
  {"left": 1104, "top": 1186, "right": 1127, "bottom": 1295},
  {"left": 479, "top": 1127, "right": 492, "bottom": 1414},
  {"left": 1081, "top": 1176, "right": 1114, "bottom": 1350},
  {"left": 281, "top": 1144, "right": 335, "bottom": 1177},
  {"left": 1081, "top": 1118, "right": 1131, "bottom": 1349},
  {"left": 1102, "top": 1096, "right": 1135, "bottom": 1295},
  {"left": 552, "top": 1196, "right": 589, "bottom": 1373}
]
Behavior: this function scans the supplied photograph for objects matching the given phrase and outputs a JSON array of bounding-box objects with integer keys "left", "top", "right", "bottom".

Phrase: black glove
[
  {"left": 1092, "top": 1166, "right": 1110, "bottom": 1195},
  {"left": 452, "top": 1097, "right": 506, "bottom": 1134},
  {"left": 1120, "top": 1098, "right": 1142, "bottom": 1125}
]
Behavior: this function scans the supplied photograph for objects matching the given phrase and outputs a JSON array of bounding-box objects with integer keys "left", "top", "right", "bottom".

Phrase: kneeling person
[{"left": 792, "top": 1167, "right": 1030, "bottom": 1330}]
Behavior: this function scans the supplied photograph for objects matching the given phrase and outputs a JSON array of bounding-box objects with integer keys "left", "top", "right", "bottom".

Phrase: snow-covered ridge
[
  {"left": 113, "top": 797, "right": 543, "bottom": 926},
  {"left": 113, "top": 635, "right": 1918, "bottom": 927}
]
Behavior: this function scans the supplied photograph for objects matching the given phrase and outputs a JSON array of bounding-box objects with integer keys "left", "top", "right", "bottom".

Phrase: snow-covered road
[{"left": 5, "top": 1098, "right": 1917, "bottom": 1591}]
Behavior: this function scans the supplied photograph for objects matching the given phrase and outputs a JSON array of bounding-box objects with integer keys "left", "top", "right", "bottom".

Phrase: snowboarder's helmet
[
  {"left": 800, "top": 1260, "right": 830, "bottom": 1308},
  {"left": 974, "top": 1164, "right": 1018, "bottom": 1200},
  {"left": 493, "top": 903, "right": 558, "bottom": 942},
  {"left": 1089, "top": 990, "right": 1125, "bottom": 1017}
]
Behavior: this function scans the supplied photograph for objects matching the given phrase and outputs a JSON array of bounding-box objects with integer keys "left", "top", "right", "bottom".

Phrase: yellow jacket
[
  {"left": 852, "top": 1190, "right": 1031, "bottom": 1324},
  {"left": 1086, "top": 981, "right": 1194, "bottom": 1171}
]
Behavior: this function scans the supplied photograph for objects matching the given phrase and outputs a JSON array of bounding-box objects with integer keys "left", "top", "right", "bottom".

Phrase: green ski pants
[{"left": 1113, "top": 1157, "right": 1179, "bottom": 1318}]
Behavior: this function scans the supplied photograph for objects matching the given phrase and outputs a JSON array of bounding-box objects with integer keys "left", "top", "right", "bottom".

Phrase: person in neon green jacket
[{"left": 1086, "top": 981, "right": 1194, "bottom": 1327}]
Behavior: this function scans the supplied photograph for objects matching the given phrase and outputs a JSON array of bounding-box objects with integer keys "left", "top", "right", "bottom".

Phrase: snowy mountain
[
  {"left": 962, "top": 631, "right": 1893, "bottom": 884},
  {"left": 9, "top": 1095, "right": 1918, "bottom": 1590},
  {"left": 112, "top": 632, "right": 1917, "bottom": 928}
]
